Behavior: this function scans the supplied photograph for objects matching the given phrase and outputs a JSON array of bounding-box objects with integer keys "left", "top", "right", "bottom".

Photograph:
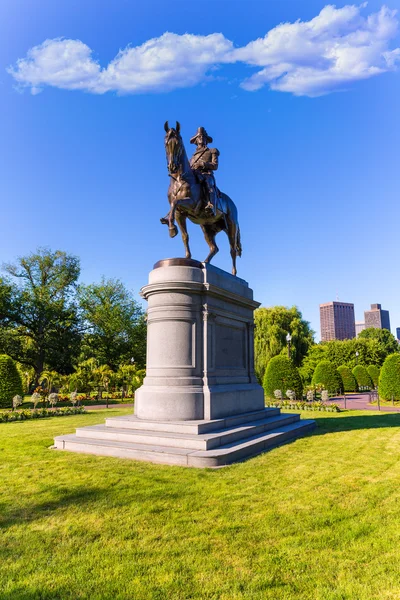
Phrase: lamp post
[
  {"left": 286, "top": 333, "right": 292, "bottom": 359},
  {"left": 355, "top": 351, "right": 359, "bottom": 364}
]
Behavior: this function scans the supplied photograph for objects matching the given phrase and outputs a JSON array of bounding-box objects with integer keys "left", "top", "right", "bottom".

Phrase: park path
[
  {"left": 328, "top": 393, "right": 400, "bottom": 412},
  {"left": 84, "top": 403, "right": 134, "bottom": 410}
]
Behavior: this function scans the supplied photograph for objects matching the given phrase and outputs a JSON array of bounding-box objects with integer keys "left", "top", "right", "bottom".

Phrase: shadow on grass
[
  {"left": 0, "top": 487, "right": 103, "bottom": 531},
  {"left": 313, "top": 412, "right": 400, "bottom": 435}
]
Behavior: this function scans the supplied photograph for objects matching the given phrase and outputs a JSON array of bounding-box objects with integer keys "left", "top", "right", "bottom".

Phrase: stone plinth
[
  {"left": 54, "top": 259, "right": 315, "bottom": 467},
  {"left": 134, "top": 259, "right": 264, "bottom": 421}
]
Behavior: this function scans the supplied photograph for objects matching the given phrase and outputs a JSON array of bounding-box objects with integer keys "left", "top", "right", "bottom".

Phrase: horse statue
[{"left": 160, "top": 121, "right": 242, "bottom": 276}]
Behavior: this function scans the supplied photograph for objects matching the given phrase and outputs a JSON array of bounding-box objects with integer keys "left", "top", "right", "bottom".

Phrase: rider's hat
[{"left": 190, "top": 126, "right": 213, "bottom": 145}]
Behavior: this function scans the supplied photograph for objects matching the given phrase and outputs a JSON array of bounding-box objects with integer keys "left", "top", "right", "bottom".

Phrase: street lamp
[
  {"left": 286, "top": 333, "right": 292, "bottom": 359},
  {"left": 355, "top": 351, "right": 359, "bottom": 364}
]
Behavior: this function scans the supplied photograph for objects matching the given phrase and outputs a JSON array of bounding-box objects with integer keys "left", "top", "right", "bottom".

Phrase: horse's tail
[{"left": 236, "top": 226, "right": 242, "bottom": 257}]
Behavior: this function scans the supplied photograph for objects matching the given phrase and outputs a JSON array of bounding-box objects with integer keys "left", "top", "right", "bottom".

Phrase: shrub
[
  {"left": 265, "top": 399, "right": 341, "bottom": 412},
  {"left": 337, "top": 365, "right": 357, "bottom": 392},
  {"left": 0, "top": 406, "right": 86, "bottom": 423},
  {"left": 12, "top": 395, "right": 23, "bottom": 410},
  {"left": 379, "top": 354, "right": 400, "bottom": 401},
  {"left": 352, "top": 365, "right": 372, "bottom": 390},
  {"left": 312, "top": 360, "right": 342, "bottom": 395},
  {"left": 0, "top": 355, "right": 23, "bottom": 409},
  {"left": 263, "top": 356, "right": 303, "bottom": 400},
  {"left": 367, "top": 365, "right": 380, "bottom": 388}
]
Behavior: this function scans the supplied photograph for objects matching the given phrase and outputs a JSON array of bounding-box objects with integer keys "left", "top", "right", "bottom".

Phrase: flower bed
[
  {"left": 0, "top": 406, "right": 86, "bottom": 423},
  {"left": 266, "top": 400, "right": 341, "bottom": 412}
]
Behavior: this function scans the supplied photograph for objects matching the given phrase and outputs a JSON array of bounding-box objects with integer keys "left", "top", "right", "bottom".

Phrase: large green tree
[
  {"left": 358, "top": 328, "right": 399, "bottom": 356},
  {"left": 254, "top": 306, "right": 314, "bottom": 383},
  {"left": 78, "top": 278, "right": 146, "bottom": 370},
  {"left": 0, "top": 249, "right": 82, "bottom": 384}
]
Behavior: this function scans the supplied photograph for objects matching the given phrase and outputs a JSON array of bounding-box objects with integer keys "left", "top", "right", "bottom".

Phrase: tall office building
[
  {"left": 396, "top": 327, "right": 400, "bottom": 342},
  {"left": 320, "top": 302, "right": 356, "bottom": 341},
  {"left": 355, "top": 321, "right": 366, "bottom": 337},
  {"left": 364, "top": 304, "right": 391, "bottom": 331}
]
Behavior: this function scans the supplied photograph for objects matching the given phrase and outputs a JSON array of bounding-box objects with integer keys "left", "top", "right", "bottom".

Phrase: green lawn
[{"left": 1, "top": 408, "right": 400, "bottom": 600}]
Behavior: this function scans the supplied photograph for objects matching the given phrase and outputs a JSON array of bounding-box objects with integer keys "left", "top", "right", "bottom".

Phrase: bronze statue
[{"left": 160, "top": 121, "right": 242, "bottom": 276}]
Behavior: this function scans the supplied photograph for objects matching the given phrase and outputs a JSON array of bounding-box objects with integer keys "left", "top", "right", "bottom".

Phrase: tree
[
  {"left": 312, "top": 360, "right": 342, "bottom": 395},
  {"left": 337, "top": 365, "right": 357, "bottom": 392},
  {"left": 0, "top": 355, "right": 23, "bottom": 408},
  {"left": 78, "top": 278, "right": 146, "bottom": 370},
  {"left": 263, "top": 355, "right": 303, "bottom": 400},
  {"left": 254, "top": 306, "right": 314, "bottom": 383},
  {"left": 0, "top": 249, "right": 82, "bottom": 384},
  {"left": 359, "top": 328, "right": 399, "bottom": 356},
  {"left": 367, "top": 364, "right": 380, "bottom": 388},
  {"left": 379, "top": 354, "right": 400, "bottom": 401},
  {"left": 352, "top": 365, "right": 372, "bottom": 390},
  {"left": 299, "top": 344, "right": 327, "bottom": 384}
]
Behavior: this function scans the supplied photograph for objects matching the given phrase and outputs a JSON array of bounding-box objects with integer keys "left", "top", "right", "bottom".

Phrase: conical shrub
[
  {"left": 0, "top": 355, "right": 23, "bottom": 409},
  {"left": 352, "top": 365, "right": 372, "bottom": 390},
  {"left": 379, "top": 354, "right": 400, "bottom": 401},
  {"left": 263, "top": 355, "right": 303, "bottom": 400},
  {"left": 337, "top": 365, "right": 357, "bottom": 392},
  {"left": 312, "top": 360, "right": 342, "bottom": 395}
]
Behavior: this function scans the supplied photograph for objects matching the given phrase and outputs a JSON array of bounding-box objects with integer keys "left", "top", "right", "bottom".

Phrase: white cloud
[
  {"left": 236, "top": 4, "right": 400, "bottom": 96},
  {"left": 7, "top": 4, "right": 400, "bottom": 98},
  {"left": 8, "top": 38, "right": 101, "bottom": 94}
]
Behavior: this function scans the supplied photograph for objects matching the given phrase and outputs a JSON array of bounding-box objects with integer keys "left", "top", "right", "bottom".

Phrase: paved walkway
[{"left": 328, "top": 393, "right": 400, "bottom": 412}]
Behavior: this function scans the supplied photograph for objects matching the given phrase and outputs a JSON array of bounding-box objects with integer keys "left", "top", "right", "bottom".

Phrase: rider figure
[{"left": 189, "top": 127, "right": 220, "bottom": 216}]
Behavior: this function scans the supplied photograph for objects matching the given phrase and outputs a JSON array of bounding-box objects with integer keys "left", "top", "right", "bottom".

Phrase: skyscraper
[
  {"left": 355, "top": 321, "right": 366, "bottom": 337},
  {"left": 396, "top": 327, "right": 400, "bottom": 341},
  {"left": 364, "top": 304, "right": 391, "bottom": 331},
  {"left": 320, "top": 302, "right": 356, "bottom": 341}
]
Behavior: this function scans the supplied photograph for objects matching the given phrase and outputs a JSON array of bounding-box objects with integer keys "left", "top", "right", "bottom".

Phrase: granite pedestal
[{"left": 54, "top": 259, "right": 315, "bottom": 467}]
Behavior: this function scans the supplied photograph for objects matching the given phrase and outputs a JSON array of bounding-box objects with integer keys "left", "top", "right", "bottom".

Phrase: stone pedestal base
[
  {"left": 134, "top": 259, "right": 264, "bottom": 421},
  {"left": 54, "top": 260, "right": 315, "bottom": 467}
]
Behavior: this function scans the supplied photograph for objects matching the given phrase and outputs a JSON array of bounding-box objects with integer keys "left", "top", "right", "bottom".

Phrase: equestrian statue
[{"left": 160, "top": 121, "right": 242, "bottom": 276}]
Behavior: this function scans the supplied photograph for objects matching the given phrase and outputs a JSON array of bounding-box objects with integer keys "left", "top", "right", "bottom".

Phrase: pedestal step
[{"left": 54, "top": 409, "right": 315, "bottom": 467}]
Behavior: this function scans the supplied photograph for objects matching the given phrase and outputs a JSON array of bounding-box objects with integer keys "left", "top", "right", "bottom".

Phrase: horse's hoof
[
  {"left": 169, "top": 225, "right": 178, "bottom": 238},
  {"left": 232, "top": 269, "right": 237, "bottom": 277}
]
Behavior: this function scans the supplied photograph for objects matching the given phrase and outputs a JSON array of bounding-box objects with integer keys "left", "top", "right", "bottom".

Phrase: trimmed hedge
[
  {"left": 367, "top": 365, "right": 380, "bottom": 388},
  {"left": 379, "top": 354, "right": 400, "bottom": 401},
  {"left": 312, "top": 360, "right": 342, "bottom": 395},
  {"left": 0, "top": 355, "right": 23, "bottom": 409},
  {"left": 263, "top": 356, "right": 303, "bottom": 400},
  {"left": 265, "top": 400, "right": 341, "bottom": 412},
  {"left": 337, "top": 365, "right": 357, "bottom": 392},
  {"left": 352, "top": 365, "right": 372, "bottom": 390},
  {"left": 0, "top": 406, "right": 86, "bottom": 423}
]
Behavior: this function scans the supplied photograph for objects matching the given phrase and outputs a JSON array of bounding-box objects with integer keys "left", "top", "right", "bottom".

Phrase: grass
[{"left": 1, "top": 408, "right": 400, "bottom": 599}]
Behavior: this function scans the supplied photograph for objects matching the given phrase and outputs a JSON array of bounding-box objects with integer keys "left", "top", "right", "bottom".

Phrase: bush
[
  {"left": 337, "top": 365, "right": 357, "bottom": 392},
  {"left": 265, "top": 399, "right": 341, "bottom": 412},
  {"left": 0, "top": 355, "right": 23, "bottom": 409},
  {"left": 379, "top": 354, "right": 400, "bottom": 401},
  {"left": 263, "top": 356, "right": 303, "bottom": 400},
  {"left": 352, "top": 365, "right": 372, "bottom": 390},
  {"left": 0, "top": 406, "right": 86, "bottom": 423},
  {"left": 312, "top": 360, "right": 342, "bottom": 395},
  {"left": 367, "top": 365, "right": 380, "bottom": 388}
]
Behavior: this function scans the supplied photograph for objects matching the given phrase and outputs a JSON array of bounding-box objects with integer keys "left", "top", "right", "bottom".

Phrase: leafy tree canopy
[
  {"left": 337, "top": 365, "right": 357, "bottom": 392},
  {"left": 358, "top": 328, "right": 399, "bottom": 356},
  {"left": 254, "top": 306, "right": 314, "bottom": 383},
  {"left": 0, "top": 249, "right": 82, "bottom": 382},
  {"left": 78, "top": 277, "right": 146, "bottom": 370}
]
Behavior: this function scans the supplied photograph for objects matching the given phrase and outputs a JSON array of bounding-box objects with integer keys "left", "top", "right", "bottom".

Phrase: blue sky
[{"left": 1, "top": 0, "right": 400, "bottom": 339}]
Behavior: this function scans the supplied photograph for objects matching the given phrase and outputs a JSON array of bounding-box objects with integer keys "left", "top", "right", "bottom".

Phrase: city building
[
  {"left": 320, "top": 301, "right": 356, "bottom": 341},
  {"left": 355, "top": 321, "right": 366, "bottom": 337},
  {"left": 396, "top": 327, "right": 400, "bottom": 342},
  {"left": 364, "top": 304, "right": 391, "bottom": 331}
]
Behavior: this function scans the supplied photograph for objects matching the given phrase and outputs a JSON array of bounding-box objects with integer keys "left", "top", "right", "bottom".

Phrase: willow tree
[{"left": 254, "top": 306, "right": 314, "bottom": 383}]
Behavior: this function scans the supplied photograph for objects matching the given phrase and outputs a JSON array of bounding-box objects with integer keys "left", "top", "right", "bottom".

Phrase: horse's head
[{"left": 164, "top": 121, "right": 183, "bottom": 175}]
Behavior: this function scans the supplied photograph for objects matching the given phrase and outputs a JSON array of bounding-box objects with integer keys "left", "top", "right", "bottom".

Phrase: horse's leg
[
  {"left": 227, "top": 217, "right": 237, "bottom": 276},
  {"left": 201, "top": 224, "right": 219, "bottom": 264},
  {"left": 175, "top": 212, "right": 191, "bottom": 259},
  {"left": 168, "top": 198, "right": 194, "bottom": 238}
]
